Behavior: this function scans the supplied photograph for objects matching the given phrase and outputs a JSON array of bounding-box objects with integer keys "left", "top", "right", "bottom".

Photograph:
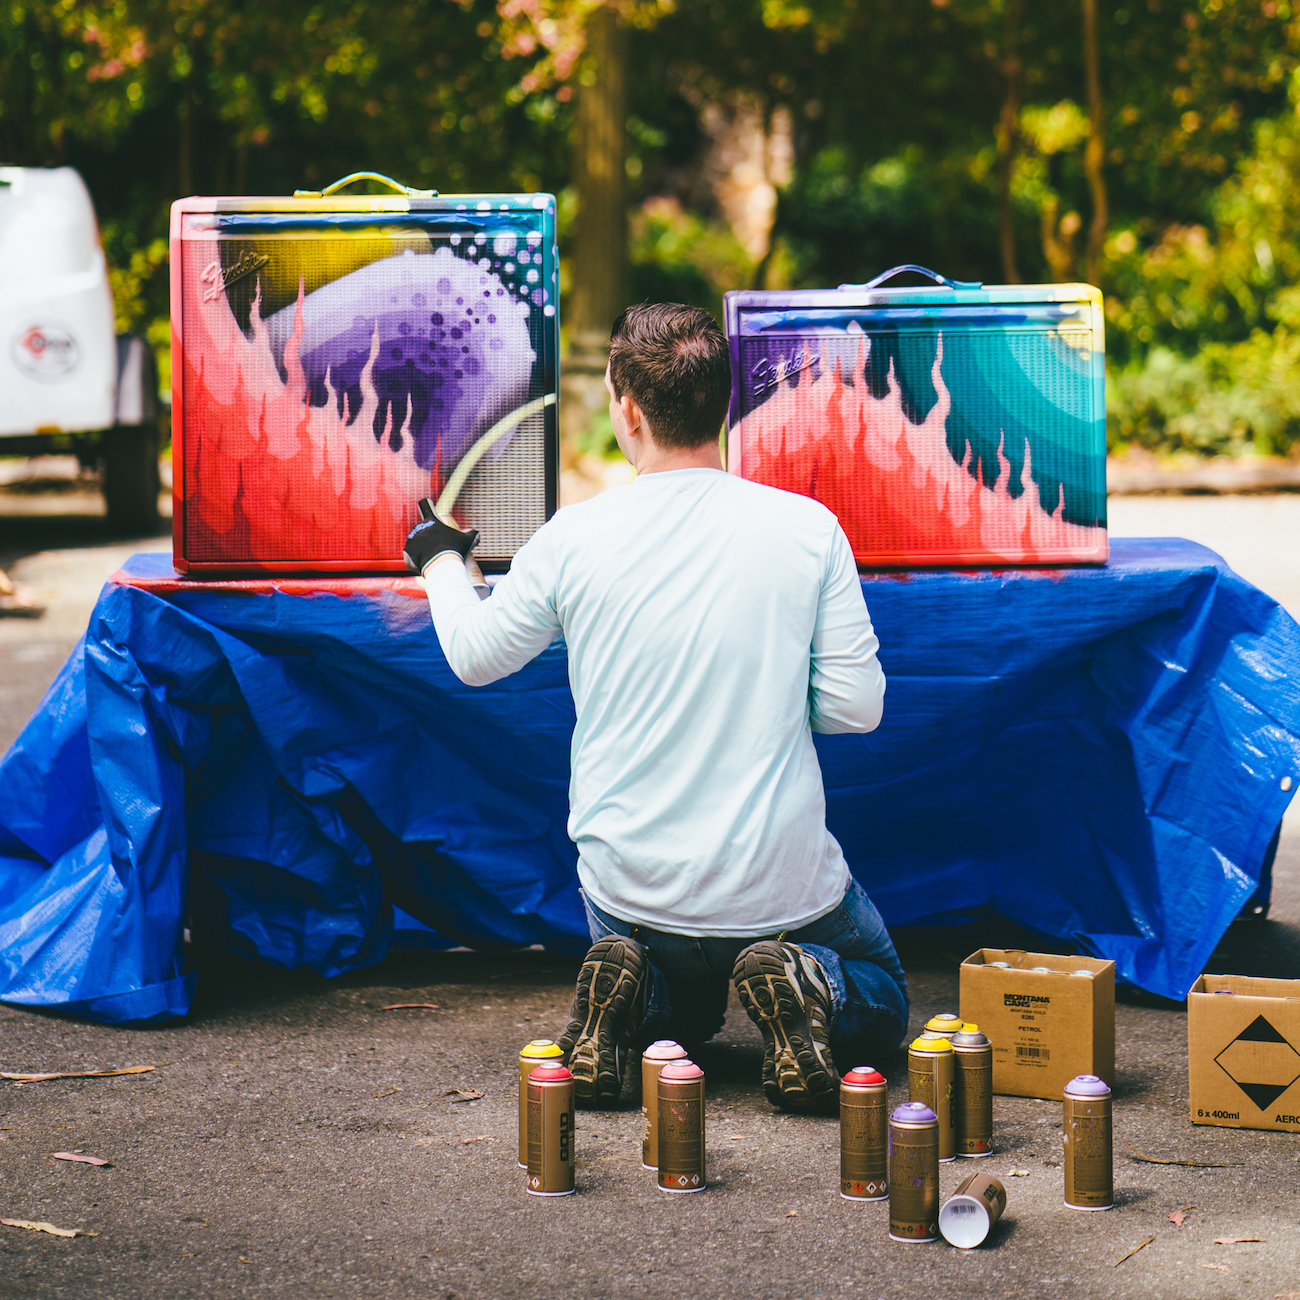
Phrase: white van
[{"left": 0, "top": 166, "right": 160, "bottom": 528}]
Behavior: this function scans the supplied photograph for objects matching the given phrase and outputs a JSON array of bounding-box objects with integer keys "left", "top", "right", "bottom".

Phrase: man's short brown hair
[{"left": 608, "top": 303, "right": 732, "bottom": 449}]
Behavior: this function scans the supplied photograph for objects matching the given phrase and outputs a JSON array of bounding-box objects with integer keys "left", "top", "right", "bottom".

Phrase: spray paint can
[
  {"left": 1063, "top": 1074, "right": 1113, "bottom": 1210},
  {"left": 951, "top": 1023, "right": 993, "bottom": 1157},
  {"left": 939, "top": 1171, "right": 1007, "bottom": 1248},
  {"left": 518, "top": 1038, "right": 564, "bottom": 1167},
  {"left": 642, "top": 1040, "right": 688, "bottom": 1169},
  {"left": 888, "top": 1102, "right": 939, "bottom": 1242},
  {"left": 526, "top": 1064, "right": 575, "bottom": 1196},
  {"left": 908, "top": 1034, "right": 956, "bottom": 1162},
  {"left": 924, "top": 1012, "right": 963, "bottom": 1039},
  {"left": 839, "top": 1066, "right": 889, "bottom": 1200},
  {"left": 657, "top": 1060, "right": 706, "bottom": 1193}
]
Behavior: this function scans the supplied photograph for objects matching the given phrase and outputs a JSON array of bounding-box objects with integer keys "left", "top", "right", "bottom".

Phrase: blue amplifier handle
[{"left": 839, "top": 265, "right": 983, "bottom": 292}]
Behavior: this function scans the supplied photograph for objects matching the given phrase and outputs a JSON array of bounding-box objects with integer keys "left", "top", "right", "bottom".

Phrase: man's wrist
[{"left": 421, "top": 550, "right": 468, "bottom": 578}]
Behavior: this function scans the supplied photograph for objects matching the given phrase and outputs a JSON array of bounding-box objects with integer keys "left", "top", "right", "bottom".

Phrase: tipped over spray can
[
  {"left": 840, "top": 1066, "right": 889, "bottom": 1200},
  {"left": 939, "top": 1171, "right": 1007, "bottom": 1248},
  {"left": 657, "top": 1060, "right": 706, "bottom": 1193},
  {"left": 526, "top": 1063, "right": 575, "bottom": 1196},
  {"left": 951, "top": 1023, "right": 993, "bottom": 1157},
  {"left": 1063, "top": 1074, "right": 1113, "bottom": 1210},
  {"left": 518, "top": 1038, "right": 564, "bottom": 1167},
  {"left": 888, "top": 1102, "right": 939, "bottom": 1242},
  {"left": 924, "top": 1012, "right": 964, "bottom": 1039},
  {"left": 642, "top": 1040, "right": 688, "bottom": 1169},
  {"left": 908, "top": 1034, "right": 956, "bottom": 1162}
]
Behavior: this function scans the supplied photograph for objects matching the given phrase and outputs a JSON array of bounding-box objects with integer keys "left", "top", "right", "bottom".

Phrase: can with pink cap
[
  {"left": 1063, "top": 1074, "right": 1112, "bottom": 1209},
  {"left": 657, "top": 1059, "right": 706, "bottom": 1193},
  {"left": 642, "top": 1040, "right": 688, "bottom": 1169}
]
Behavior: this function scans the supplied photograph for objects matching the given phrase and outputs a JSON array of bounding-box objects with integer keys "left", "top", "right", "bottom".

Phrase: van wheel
[{"left": 102, "top": 421, "right": 161, "bottom": 532}]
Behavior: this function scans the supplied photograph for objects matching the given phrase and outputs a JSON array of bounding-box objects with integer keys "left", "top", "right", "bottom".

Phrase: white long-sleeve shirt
[{"left": 423, "top": 467, "right": 885, "bottom": 937}]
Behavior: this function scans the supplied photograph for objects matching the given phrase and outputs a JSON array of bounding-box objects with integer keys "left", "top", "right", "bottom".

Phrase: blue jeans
[{"left": 582, "top": 878, "right": 909, "bottom": 1068}]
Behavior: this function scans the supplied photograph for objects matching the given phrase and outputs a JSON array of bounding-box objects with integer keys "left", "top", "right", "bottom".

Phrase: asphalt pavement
[{"left": 1, "top": 475, "right": 1299, "bottom": 1298}]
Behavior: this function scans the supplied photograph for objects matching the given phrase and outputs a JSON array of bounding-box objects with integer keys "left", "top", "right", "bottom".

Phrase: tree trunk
[
  {"left": 568, "top": 5, "right": 628, "bottom": 349},
  {"left": 995, "top": 0, "right": 1022, "bottom": 284},
  {"left": 1081, "top": 0, "right": 1107, "bottom": 286}
]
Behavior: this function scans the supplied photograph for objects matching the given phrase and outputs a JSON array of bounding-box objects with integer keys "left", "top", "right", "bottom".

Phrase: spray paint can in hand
[
  {"left": 1063, "top": 1074, "right": 1113, "bottom": 1210},
  {"left": 951, "top": 1023, "right": 993, "bottom": 1157},
  {"left": 642, "top": 1040, "right": 688, "bottom": 1169},
  {"left": 526, "top": 1064, "right": 575, "bottom": 1196},
  {"left": 518, "top": 1039, "right": 564, "bottom": 1167},
  {"left": 908, "top": 1034, "right": 956, "bottom": 1162},
  {"left": 657, "top": 1059, "right": 706, "bottom": 1193},
  {"left": 888, "top": 1102, "right": 939, "bottom": 1242},
  {"left": 924, "top": 1012, "right": 964, "bottom": 1039},
  {"left": 840, "top": 1066, "right": 889, "bottom": 1200},
  {"left": 939, "top": 1171, "right": 1007, "bottom": 1248}
]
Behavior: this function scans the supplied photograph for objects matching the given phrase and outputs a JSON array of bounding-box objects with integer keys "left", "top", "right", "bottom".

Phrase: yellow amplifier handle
[{"left": 293, "top": 172, "right": 437, "bottom": 199}]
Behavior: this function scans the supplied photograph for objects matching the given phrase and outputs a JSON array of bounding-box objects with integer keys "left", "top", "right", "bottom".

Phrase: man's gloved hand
[{"left": 403, "top": 506, "right": 479, "bottom": 574}]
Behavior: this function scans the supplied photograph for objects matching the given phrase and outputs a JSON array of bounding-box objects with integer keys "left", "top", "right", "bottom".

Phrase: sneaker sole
[
  {"left": 562, "top": 938, "right": 647, "bottom": 1107},
  {"left": 734, "top": 942, "right": 837, "bottom": 1112}
]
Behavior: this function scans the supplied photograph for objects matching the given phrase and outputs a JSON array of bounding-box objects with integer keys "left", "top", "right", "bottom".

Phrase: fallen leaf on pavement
[
  {"left": 49, "top": 1153, "right": 111, "bottom": 1167},
  {"left": 728, "top": 1136, "right": 744, "bottom": 1141},
  {"left": 1199, "top": 1264, "right": 1229, "bottom": 1272},
  {"left": 1168, "top": 1206, "right": 1195, "bottom": 1227},
  {"left": 1215, "top": 1236, "right": 1265, "bottom": 1245},
  {"left": 1122, "top": 1143, "right": 1238, "bottom": 1168},
  {"left": 785, "top": 1210, "right": 798, "bottom": 1218},
  {"left": 1275, "top": 1292, "right": 1300, "bottom": 1298},
  {"left": 1, "top": 1218, "right": 97, "bottom": 1238},
  {"left": 373, "top": 1087, "right": 398, "bottom": 1099},
  {"left": 1008, "top": 1169, "right": 1030, "bottom": 1177},
  {"left": 445, "top": 1089, "right": 484, "bottom": 1103},
  {"left": 380, "top": 1004, "right": 440, "bottom": 1011},
  {"left": 2, "top": 1066, "right": 157, "bottom": 1084},
  {"left": 1115, "top": 1236, "right": 1156, "bottom": 1266},
  {"left": 461, "top": 1136, "right": 494, "bottom": 1144}
]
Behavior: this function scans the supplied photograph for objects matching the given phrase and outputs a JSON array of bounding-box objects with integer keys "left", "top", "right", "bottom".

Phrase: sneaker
[
  {"left": 733, "top": 940, "right": 838, "bottom": 1112},
  {"left": 558, "top": 935, "right": 650, "bottom": 1107}
]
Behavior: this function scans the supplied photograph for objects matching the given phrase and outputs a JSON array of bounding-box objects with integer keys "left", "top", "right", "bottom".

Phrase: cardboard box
[
  {"left": 959, "top": 949, "right": 1115, "bottom": 1100},
  {"left": 1188, "top": 974, "right": 1300, "bottom": 1132}
]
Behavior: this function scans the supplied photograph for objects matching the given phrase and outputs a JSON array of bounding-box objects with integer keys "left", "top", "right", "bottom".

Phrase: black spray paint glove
[{"left": 403, "top": 500, "right": 479, "bottom": 574}]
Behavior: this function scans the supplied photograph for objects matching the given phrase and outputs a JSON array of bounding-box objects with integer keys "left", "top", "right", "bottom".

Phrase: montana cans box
[
  {"left": 170, "top": 189, "right": 559, "bottom": 574},
  {"left": 1189, "top": 974, "right": 1300, "bottom": 1132},
  {"left": 959, "top": 949, "right": 1115, "bottom": 1100},
  {"left": 724, "top": 271, "right": 1108, "bottom": 569}
]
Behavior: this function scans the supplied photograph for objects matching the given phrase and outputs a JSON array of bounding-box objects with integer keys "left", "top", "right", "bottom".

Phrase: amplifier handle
[
  {"left": 293, "top": 172, "right": 438, "bottom": 198},
  {"left": 840, "top": 264, "right": 982, "bottom": 291}
]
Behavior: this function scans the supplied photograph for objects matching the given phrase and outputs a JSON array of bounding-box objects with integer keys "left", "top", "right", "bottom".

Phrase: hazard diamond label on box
[{"left": 1214, "top": 1015, "right": 1300, "bottom": 1110}]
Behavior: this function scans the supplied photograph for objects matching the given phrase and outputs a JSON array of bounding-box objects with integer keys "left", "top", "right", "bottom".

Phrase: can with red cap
[
  {"left": 1063, "top": 1074, "right": 1112, "bottom": 1210},
  {"left": 888, "top": 1101, "right": 940, "bottom": 1242},
  {"left": 642, "top": 1040, "right": 688, "bottom": 1169},
  {"left": 526, "top": 1063, "right": 575, "bottom": 1196},
  {"left": 840, "top": 1066, "right": 889, "bottom": 1200},
  {"left": 657, "top": 1059, "right": 706, "bottom": 1193}
]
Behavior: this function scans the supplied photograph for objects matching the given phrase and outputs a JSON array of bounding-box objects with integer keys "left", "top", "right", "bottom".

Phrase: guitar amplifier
[
  {"left": 724, "top": 267, "right": 1107, "bottom": 569},
  {"left": 170, "top": 179, "right": 559, "bottom": 575}
]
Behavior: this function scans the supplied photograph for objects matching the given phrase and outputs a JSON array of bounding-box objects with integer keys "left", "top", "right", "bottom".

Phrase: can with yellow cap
[
  {"left": 518, "top": 1038, "right": 564, "bottom": 1167},
  {"left": 908, "top": 1034, "right": 956, "bottom": 1162},
  {"left": 951, "top": 1024, "right": 993, "bottom": 1157},
  {"left": 924, "top": 1012, "right": 964, "bottom": 1039}
]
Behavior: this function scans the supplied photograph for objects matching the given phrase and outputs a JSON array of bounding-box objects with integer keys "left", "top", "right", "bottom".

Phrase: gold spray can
[
  {"left": 924, "top": 1012, "right": 964, "bottom": 1039},
  {"left": 888, "top": 1102, "right": 939, "bottom": 1242},
  {"left": 840, "top": 1066, "right": 889, "bottom": 1200},
  {"left": 641, "top": 1040, "right": 688, "bottom": 1169},
  {"left": 951, "top": 1023, "right": 993, "bottom": 1157},
  {"left": 908, "top": 1034, "right": 956, "bottom": 1162},
  {"left": 657, "top": 1059, "right": 706, "bottom": 1193},
  {"left": 1063, "top": 1074, "right": 1113, "bottom": 1210},
  {"left": 938, "top": 1170, "right": 1007, "bottom": 1247},
  {"left": 518, "top": 1038, "right": 563, "bottom": 1167},
  {"left": 525, "top": 1064, "right": 575, "bottom": 1196}
]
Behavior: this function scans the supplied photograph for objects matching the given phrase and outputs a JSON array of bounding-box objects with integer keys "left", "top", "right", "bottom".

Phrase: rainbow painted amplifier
[
  {"left": 724, "top": 266, "right": 1107, "bottom": 569},
  {"left": 170, "top": 176, "right": 558, "bottom": 574}
]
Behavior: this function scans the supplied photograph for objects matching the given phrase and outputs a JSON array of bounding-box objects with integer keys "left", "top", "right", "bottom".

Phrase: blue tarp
[{"left": 1, "top": 539, "right": 1297, "bottom": 1022}]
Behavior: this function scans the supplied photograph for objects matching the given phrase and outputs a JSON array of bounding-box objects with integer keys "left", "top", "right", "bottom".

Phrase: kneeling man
[{"left": 406, "top": 303, "right": 908, "bottom": 1111}]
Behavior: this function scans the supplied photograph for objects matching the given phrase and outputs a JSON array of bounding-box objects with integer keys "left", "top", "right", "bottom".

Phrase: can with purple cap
[
  {"left": 1063, "top": 1074, "right": 1112, "bottom": 1209},
  {"left": 888, "top": 1102, "right": 939, "bottom": 1242}
]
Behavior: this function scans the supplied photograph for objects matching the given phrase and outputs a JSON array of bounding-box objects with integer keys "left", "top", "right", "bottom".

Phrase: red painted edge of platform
[{"left": 109, "top": 568, "right": 430, "bottom": 599}]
